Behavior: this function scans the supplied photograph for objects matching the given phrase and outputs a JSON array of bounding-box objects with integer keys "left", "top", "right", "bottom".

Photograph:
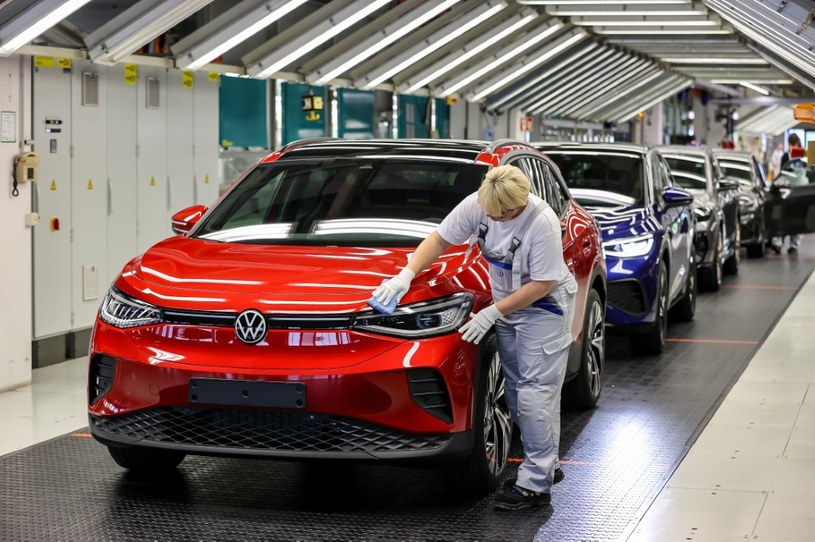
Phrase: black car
[
  {"left": 656, "top": 146, "right": 741, "bottom": 291},
  {"left": 713, "top": 150, "right": 769, "bottom": 258}
]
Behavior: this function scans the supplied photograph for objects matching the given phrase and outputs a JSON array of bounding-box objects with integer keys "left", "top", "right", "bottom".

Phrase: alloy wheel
[
  {"left": 482, "top": 350, "right": 512, "bottom": 476},
  {"left": 586, "top": 298, "right": 605, "bottom": 399}
]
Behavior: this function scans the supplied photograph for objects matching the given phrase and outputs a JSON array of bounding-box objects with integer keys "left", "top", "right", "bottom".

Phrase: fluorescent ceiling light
[
  {"left": 249, "top": 0, "right": 391, "bottom": 79},
  {"left": 469, "top": 31, "right": 585, "bottom": 101},
  {"left": 358, "top": 1, "right": 507, "bottom": 90},
  {"left": 400, "top": 9, "right": 538, "bottom": 93},
  {"left": 547, "top": 6, "right": 706, "bottom": 16},
  {"left": 711, "top": 79, "right": 793, "bottom": 84},
  {"left": 87, "top": 0, "right": 213, "bottom": 65},
  {"left": 310, "top": 0, "right": 463, "bottom": 85},
  {"left": 661, "top": 57, "right": 767, "bottom": 64},
  {"left": 571, "top": 17, "right": 719, "bottom": 26},
  {"left": 0, "top": 0, "right": 93, "bottom": 56},
  {"left": 739, "top": 81, "right": 770, "bottom": 95},
  {"left": 593, "top": 27, "right": 732, "bottom": 35},
  {"left": 615, "top": 79, "right": 691, "bottom": 122},
  {"left": 439, "top": 21, "right": 563, "bottom": 96},
  {"left": 578, "top": 69, "right": 664, "bottom": 118},
  {"left": 176, "top": 0, "right": 309, "bottom": 70},
  {"left": 520, "top": 0, "right": 692, "bottom": 4}
]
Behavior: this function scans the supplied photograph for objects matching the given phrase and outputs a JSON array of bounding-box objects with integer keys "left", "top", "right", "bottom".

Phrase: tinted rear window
[{"left": 663, "top": 155, "right": 707, "bottom": 189}]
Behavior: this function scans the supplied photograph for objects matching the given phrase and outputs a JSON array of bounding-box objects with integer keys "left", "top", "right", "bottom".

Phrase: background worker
[
  {"left": 770, "top": 133, "right": 805, "bottom": 253},
  {"left": 373, "top": 165, "right": 576, "bottom": 511}
]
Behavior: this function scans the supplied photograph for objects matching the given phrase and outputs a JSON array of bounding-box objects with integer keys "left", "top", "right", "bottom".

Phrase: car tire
[
  {"left": 631, "top": 260, "right": 668, "bottom": 356},
  {"left": 747, "top": 216, "right": 766, "bottom": 258},
  {"left": 565, "top": 288, "right": 604, "bottom": 409},
  {"left": 442, "top": 334, "right": 512, "bottom": 494},
  {"left": 699, "top": 232, "right": 723, "bottom": 292},
  {"left": 671, "top": 262, "right": 696, "bottom": 322},
  {"left": 107, "top": 445, "right": 186, "bottom": 471},
  {"left": 723, "top": 222, "right": 740, "bottom": 275}
]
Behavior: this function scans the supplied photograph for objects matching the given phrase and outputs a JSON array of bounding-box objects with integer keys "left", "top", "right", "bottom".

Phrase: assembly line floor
[{"left": 1, "top": 236, "right": 814, "bottom": 541}]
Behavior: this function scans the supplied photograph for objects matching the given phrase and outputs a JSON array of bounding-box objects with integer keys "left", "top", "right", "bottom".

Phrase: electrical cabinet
[
  {"left": 33, "top": 65, "right": 72, "bottom": 339},
  {"left": 71, "top": 61, "right": 108, "bottom": 328},
  {"left": 194, "top": 71, "right": 220, "bottom": 206},
  {"left": 105, "top": 64, "right": 139, "bottom": 287},
  {"left": 136, "top": 65, "right": 170, "bottom": 253},
  {"left": 166, "top": 69, "right": 195, "bottom": 223}
]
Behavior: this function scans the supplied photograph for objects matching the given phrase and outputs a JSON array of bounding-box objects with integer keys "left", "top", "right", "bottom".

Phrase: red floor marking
[
  {"left": 722, "top": 284, "right": 797, "bottom": 291},
  {"left": 71, "top": 433, "right": 92, "bottom": 438},
  {"left": 666, "top": 338, "right": 759, "bottom": 345}
]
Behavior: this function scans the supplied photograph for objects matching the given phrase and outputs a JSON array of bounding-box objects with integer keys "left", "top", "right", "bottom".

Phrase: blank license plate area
[{"left": 189, "top": 379, "right": 306, "bottom": 409}]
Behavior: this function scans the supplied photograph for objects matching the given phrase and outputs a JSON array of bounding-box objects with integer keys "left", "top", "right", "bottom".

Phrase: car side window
[
  {"left": 753, "top": 156, "right": 767, "bottom": 188},
  {"left": 649, "top": 156, "right": 662, "bottom": 204},
  {"left": 540, "top": 161, "right": 567, "bottom": 216}
]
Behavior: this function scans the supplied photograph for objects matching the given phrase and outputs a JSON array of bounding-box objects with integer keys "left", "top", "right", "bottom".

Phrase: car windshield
[
  {"left": 193, "top": 159, "right": 487, "bottom": 246},
  {"left": 545, "top": 151, "right": 643, "bottom": 206},
  {"left": 663, "top": 155, "right": 708, "bottom": 189},
  {"left": 775, "top": 159, "right": 815, "bottom": 187}
]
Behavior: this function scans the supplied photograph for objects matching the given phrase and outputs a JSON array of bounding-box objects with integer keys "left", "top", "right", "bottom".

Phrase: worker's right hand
[{"left": 373, "top": 268, "right": 416, "bottom": 306}]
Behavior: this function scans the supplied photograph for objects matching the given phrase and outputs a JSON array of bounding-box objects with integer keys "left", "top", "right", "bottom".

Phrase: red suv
[{"left": 88, "top": 138, "right": 606, "bottom": 492}]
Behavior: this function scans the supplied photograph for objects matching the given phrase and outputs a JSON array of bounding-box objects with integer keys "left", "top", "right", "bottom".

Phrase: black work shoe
[
  {"left": 770, "top": 244, "right": 781, "bottom": 254},
  {"left": 494, "top": 484, "right": 551, "bottom": 511},
  {"left": 503, "top": 468, "right": 564, "bottom": 489},
  {"left": 788, "top": 246, "right": 798, "bottom": 254}
]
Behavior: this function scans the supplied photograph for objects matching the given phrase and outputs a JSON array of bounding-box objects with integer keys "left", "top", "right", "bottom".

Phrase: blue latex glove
[
  {"left": 372, "top": 268, "right": 415, "bottom": 307},
  {"left": 459, "top": 304, "right": 503, "bottom": 344}
]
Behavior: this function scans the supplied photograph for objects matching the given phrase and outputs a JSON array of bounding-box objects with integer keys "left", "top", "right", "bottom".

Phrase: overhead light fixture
[
  {"left": 546, "top": 5, "right": 707, "bottom": 16},
  {"left": 358, "top": 1, "right": 507, "bottom": 90},
  {"left": 661, "top": 57, "right": 766, "bottom": 65},
  {"left": 469, "top": 31, "right": 586, "bottom": 101},
  {"left": 593, "top": 27, "right": 732, "bottom": 35},
  {"left": 0, "top": 0, "right": 93, "bottom": 56},
  {"left": 310, "top": 0, "right": 462, "bottom": 85},
  {"left": 87, "top": 0, "right": 214, "bottom": 65},
  {"left": 739, "top": 81, "right": 770, "bottom": 95},
  {"left": 571, "top": 17, "right": 719, "bottom": 26},
  {"left": 175, "top": 0, "right": 309, "bottom": 70},
  {"left": 712, "top": 78, "right": 793, "bottom": 84},
  {"left": 439, "top": 21, "right": 563, "bottom": 96},
  {"left": 615, "top": 79, "right": 691, "bottom": 122},
  {"left": 248, "top": 0, "right": 391, "bottom": 78},
  {"left": 562, "top": 61, "right": 654, "bottom": 117},
  {"left": 519, "top": 0, "right": 692, "bottom": 3},
  {"left": 578, "top": 69, "right": 663, "bottom": 118},
  {"left": 400, "top": 9, "right": 539, "bottom": 94}
]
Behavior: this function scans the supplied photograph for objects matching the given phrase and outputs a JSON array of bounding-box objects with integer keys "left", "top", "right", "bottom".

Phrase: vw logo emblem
[{"left": 235, "top": 309, "right": 267, "bottom": 345}]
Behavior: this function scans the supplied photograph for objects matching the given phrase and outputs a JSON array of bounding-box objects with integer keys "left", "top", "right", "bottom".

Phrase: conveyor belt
[{"left": 2, "top": 242, "right": 814, "bottom": 542}]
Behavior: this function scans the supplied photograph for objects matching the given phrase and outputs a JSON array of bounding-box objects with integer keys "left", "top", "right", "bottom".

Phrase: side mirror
[
  {"left": 171, "top": 205, "right": 207, "bottom": 234},
  {"left": 718, "top": 178, "right": 740, "bottom": 191},
  {"left": 662, "top": 187, "right": 694, "bottom": 207}
]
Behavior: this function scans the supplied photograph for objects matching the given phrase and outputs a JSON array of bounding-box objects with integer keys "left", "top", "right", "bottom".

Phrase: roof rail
[
  {"left": 483, "top": 138, "right": 529, "bottom": 154},
  {"left": 278, "top": 137, "right": 338, "bottom": 152}
]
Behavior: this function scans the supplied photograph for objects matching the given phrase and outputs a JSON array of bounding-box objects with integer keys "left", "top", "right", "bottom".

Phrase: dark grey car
[
  {"left": 713, "top": 150, "right": 769, "bottom": 258},
  {"left": 656, "top": 146, "right": 740, "bottom": 291}
]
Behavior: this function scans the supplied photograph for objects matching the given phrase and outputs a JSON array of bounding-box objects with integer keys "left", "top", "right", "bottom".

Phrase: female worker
[{"left": 372, "top": 165, "right": 577, "bottom": 510}]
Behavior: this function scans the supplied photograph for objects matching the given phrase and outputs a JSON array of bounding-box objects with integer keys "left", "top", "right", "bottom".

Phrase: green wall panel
[
  {"left": 282, "top": 82, "right": 327, "bottom": 145},
  {"left": 435, "top": 98, "right": 450, "bottom": 139},
  {"left": 338, "top": 88, "right": 375, "bottom": 139},
  {"left": 398, "top": 95, "right": 430, "bottom": 139},
  {"left": 219, "top": 76, "right": 267, "bottom": 148}
]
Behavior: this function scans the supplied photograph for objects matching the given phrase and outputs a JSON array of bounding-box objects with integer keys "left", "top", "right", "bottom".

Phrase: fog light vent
[
  {"left": 407, "top": 368, "right": 452, "bottom": 424},
  {"left": 89, "top": 355, "right": 115, "bottom": 405}
]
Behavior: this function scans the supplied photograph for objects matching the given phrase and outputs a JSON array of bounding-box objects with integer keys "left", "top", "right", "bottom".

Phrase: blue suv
[{"left": 537, "top": 143, "right": 696, "bottom": 355}]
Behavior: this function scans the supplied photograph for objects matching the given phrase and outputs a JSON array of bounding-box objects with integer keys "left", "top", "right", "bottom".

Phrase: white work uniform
[{"left": 437, "top": 193, "right": 577, "bottom": 494}]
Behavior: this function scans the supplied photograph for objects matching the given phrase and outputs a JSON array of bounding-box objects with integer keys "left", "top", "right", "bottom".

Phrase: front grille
[
  {"left": 407, "top": 368, "right": 453, "bottom": 424},
  {"left": 91, "top": 407, "right": 449, "bottom": 454},
  {"left": 607, "top": 280, "right": 647, "bottom": 315},
  {"left": 89, "top": 355, "right": 115, "bottom": 405},
  {"left": 161, "top": 309, "right": 354, "bottom": 330}
]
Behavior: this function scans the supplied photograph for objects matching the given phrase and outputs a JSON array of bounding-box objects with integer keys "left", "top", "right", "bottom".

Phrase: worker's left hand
[{"left": 459, "top": 304, "right": 503, "bottom": 344}]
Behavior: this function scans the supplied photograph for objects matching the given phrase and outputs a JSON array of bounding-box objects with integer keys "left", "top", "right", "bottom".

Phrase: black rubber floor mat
[{"left": 2, "top": 240, "right": 814, "bottom": 542}]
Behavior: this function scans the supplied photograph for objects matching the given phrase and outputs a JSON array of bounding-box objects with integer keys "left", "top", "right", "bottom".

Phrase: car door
[
  {"left": 654, "top": 153, "right": 691, "bottom": 299},
  {"left": 710, "top": 153, "right": 739, "bottom": 248},
  {"left": 764, "top": 158, "right": 815, "bottom": 236}
]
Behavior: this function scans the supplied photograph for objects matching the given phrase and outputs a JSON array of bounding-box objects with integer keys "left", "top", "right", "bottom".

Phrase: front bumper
[
  {"left": 694, "top": 219, "right": 716, "bottom": 267},
  {"left": 603, "top": 250, "right": 659, "bottom": 327},
  {"left": 88, "top": 319, "right": 479, "bottom": 460}
]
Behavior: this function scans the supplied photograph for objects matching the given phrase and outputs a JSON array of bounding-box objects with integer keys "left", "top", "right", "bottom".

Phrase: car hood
[
  {"left": 117, "top": 236, "right": 474, "bottom": 313},
  {"left": 572, "top": 191, "right": 654, "bottom": 242},
  {"left": 688, "top": 189, "right": 714, "bottom": 211}
]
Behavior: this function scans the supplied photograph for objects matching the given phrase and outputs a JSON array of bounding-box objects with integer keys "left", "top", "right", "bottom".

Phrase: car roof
[
  {"left": 265, "top": 138, "right": 539, "bottom": 164},
  {"left": 711, "top": 149, "right": 753, "bottom": 160},
  {"left": 655, "top": 145, "right": 710, "bottom": 157},
  {"left": 534, "top": 141, "right": 650, "bottom": 154}
]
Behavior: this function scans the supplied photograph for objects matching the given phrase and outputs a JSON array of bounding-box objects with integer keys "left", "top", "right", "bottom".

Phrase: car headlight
[
  {"left": 353, "top": 293, "right": 474, "bottom": 338},
  {"left": 602, "top": 233, "right": 655, "bottom": 258},
  {"left": 99, "top": 287, "right": 162, "bottom": 328},
  {"left": 694, "top": 207, "right": 712, "bottom": 221}
]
